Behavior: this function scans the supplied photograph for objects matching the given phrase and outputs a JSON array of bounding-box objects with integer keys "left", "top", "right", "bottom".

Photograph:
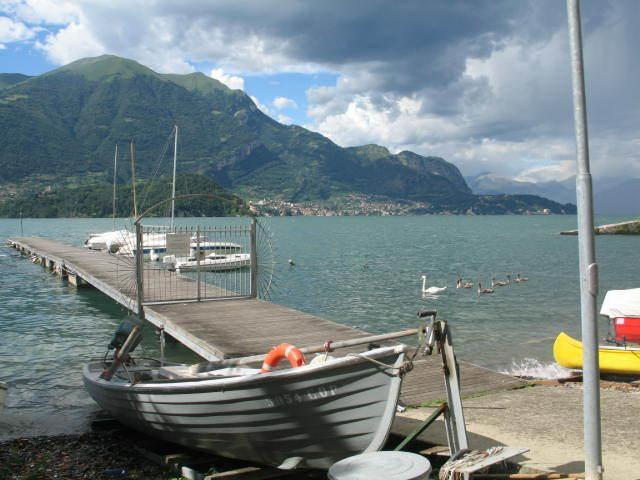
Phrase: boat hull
[
  {"left": 553, "top": 332, "right": 640, "bottom": 374},
  {"left": 83, "top": 347, "right": 405, "bottom": 469},
  {"left": 175, "top": 254, "right": 251, "bottom": 272}
]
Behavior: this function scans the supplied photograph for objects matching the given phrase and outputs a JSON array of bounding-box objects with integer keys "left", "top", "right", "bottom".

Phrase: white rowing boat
[{"left": 84, "top": 345, "right": 407, "bottom": 469}]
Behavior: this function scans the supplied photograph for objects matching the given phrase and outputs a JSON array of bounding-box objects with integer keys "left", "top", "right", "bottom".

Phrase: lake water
[{"left": 0, "top": 215, "right": 638, "bottom": 438}]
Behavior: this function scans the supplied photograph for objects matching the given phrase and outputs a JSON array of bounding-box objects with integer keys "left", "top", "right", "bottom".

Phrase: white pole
[
  {"left": 566, "top": 1, "right": 603, "bottom": 479},
  {"left": 171, "top": 125, "right": 178, "bottom": 230},
  {"left": 112, "top": 144, "right": 118, "bottom": 229}
]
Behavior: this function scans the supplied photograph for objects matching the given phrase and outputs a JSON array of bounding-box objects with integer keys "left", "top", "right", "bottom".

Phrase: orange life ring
[{"left": 260, "top": 343, "right": 306, "bottom": 373}]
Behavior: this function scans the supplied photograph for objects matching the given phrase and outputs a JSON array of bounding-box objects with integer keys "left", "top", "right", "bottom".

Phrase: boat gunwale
[{"left": 84, "top": 345, "right": 407, "bottom": 394}]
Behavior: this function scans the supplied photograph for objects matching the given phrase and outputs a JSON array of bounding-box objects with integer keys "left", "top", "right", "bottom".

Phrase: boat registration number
[{"left": 265, "top": 384, "right": 338, "bottom": 407}]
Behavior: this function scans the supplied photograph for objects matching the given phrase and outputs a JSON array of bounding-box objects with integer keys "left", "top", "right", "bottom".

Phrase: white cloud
[
  {"left": 35, "top": 21, "right": 104, "bottom": 64},
  {"left": 250, "top": 95, "right": 271, "bottom": 115},
  {"left": 2, "top": 0, "right": 639, "bottom": 182},
  {"left": 277, "top": 113, "right": 292, "bottom": 124},
  {"left": 209, "top": 68, "right": 244, "bottom": 90},
  {"left": 1, "top": 0, "right": 80, "bottom": 24},
  {"left": 272, "top": 96, "right": 297, "bottom": 110},
  {"left": 0, "top": 15, "right": 37, "bottom": 43},
  {"left": 515, "top": 160, "right": 576, "bottom": 183}
]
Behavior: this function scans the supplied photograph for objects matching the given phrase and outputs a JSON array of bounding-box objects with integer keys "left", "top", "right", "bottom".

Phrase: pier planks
[{"left": 7, "top": 236, "right": 526, "bottom": 406}]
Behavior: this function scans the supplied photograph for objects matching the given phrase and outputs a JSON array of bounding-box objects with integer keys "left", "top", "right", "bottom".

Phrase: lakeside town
[{"left": 249, "top": 194, "right": 556, "bottom": 217}]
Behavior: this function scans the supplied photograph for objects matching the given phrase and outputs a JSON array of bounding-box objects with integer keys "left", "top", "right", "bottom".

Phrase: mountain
[
  {"left": 468, "top": 173, "right": 638, "bottom": 216},
  {"left": 466, "top": 173, "right": 576, "bottom": 204},
  {"left": 0, "top": 73, "right": 31, "bottom": 89},
  {"left": 0, "top": 55, "right": 573, "bottom": 215},
  {"left": 0, "top": 173, "right": 248, "bottom": 218},
  {"left": 594, "top": 179, "right": 640, "bottom": 216}
]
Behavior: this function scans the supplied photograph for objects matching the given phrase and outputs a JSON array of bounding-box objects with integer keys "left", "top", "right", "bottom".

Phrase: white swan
[
  {"left": 422, "top": 275, "right": 447, "bottom": 295},
  {"left": 515, "top": 273, "right": 528, "bottom": 283}
]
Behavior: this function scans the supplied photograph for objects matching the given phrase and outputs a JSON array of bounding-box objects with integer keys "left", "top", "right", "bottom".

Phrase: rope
[
  {"left": 345, "top": 353, "right": 414, "bottom": 376},
  {"left": 438, "top": 447, "right": 505, "bottom": 480},
  {"left": 344, "top": 325, "right": 427, "bottom": 376}
]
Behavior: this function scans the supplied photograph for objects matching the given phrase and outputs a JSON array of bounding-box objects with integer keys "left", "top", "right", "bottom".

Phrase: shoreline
[
  {"left": 3, "top": 378, "right": 638, "bottom": 479},
  {"left": 560, "top": 218, "right": 640, "bottom": 235}
]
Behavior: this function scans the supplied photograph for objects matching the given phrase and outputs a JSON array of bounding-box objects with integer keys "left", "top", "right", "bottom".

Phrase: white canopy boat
[
  {"left": 85, "top": 229, "right": 133, "bottom": 252},
  {"left": 118, "top": 239, "right": 243, "bottom": 261},
  {"left": 83, "top": 343, "right": 407, "bottom": 469},
  {"left": 171, "top": 252, "right": 251, "bottom": 272}
]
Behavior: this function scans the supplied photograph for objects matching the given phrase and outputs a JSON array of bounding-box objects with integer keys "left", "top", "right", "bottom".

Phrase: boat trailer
[{"left": 394, "top": 310, "right": 528, "bottom": 480}]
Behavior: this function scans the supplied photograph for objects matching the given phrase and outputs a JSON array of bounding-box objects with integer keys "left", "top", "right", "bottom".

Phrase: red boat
[{"left": 601, "top": 288, "right": 640, "bottom": 345}]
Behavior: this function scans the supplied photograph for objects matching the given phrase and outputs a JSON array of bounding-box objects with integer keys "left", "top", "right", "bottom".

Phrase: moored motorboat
[
  {"left": 553, "top": 332, "right": 640, "bottom": 375},
  {"left": 83, "top": 344, "right": 407, "bottom": 469},
  {"left": 173, "top": 253, "right": 251, "bottom": 272}
]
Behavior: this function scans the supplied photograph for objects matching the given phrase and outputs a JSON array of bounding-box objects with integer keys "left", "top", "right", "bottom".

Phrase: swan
[
  {"left": 456, "top": 277, "right": 473, "bottom": 289},
  {"left": 477, "top": 282, "right": 494, "bottom": 295},
  {"left": 422, "top": 275, "right": 447, "bottom": 295},
  {"left": 515, "top": 273, "right": 528, "bottom": 283},
  {"left": 492, "top": 277, "right": 508, "bottom": 288}
]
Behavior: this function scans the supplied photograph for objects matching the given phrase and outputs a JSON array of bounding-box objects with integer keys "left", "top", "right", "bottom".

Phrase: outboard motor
[{"left": 109, "top": 316, "right": 143, "bottom": 353}]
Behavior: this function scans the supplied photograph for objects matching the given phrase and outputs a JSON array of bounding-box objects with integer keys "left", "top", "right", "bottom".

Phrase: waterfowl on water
[
  {"left": 492, "top": 277, "right": 508, "bottom": 288},
  {"left": 515, "top": 273, "right": 528, "bottom": 283},
  {"left": 477, "top": 282, "right": 494, "bottom": 295},
  {"left": 456, "top": 277, "right": 473, "bottom": 289},
  {"left": 422, "top": 275, "right": 447, "bottom": 295}
]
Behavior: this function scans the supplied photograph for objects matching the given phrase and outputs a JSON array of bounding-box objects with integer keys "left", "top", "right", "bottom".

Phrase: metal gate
[{"left": 134, "top": 220, "right": 257, "bottom": 304}]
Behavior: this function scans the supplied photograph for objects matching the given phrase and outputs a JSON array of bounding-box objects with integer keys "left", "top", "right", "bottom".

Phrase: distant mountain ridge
[
  {"left": 467, "top": 173, "right": 639, "bottom": 216},
  {"left": 0, "top": 55, "right": 573, "bottom": 215}
]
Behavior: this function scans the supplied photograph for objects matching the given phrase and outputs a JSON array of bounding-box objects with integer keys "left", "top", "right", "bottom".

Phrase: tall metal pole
[
  {"left": 171, "top": 125, "right": 178, "bottom": 231},
  {"left": 113, "top": 144, "right": 118, "bottom": 229},
  {"left": 130, "top": 140, "right": 138, "bottom": 219},
  {"left": 135, "top": 222, "right": 145, "bottom": 319},
  {"left": 566, "top": 1, "right": 602, "bottom": 478}
]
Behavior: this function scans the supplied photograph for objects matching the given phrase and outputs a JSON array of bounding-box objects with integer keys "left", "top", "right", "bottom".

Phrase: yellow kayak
[{"left": 553, "top": 332, "right": 640, "bottom": 375}]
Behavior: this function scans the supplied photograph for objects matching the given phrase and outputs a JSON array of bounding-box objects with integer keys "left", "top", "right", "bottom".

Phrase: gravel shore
[{"left": 0, "top": 431, "right": 171, "bottom": 480}]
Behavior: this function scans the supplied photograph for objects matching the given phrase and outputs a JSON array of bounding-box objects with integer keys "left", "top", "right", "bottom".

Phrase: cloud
[
  {"left": 209, "top": 68, "right": 244, "bottom": 90},
  {"left": 277, "top": 113, "right": 292, "bottom": 124},
  {"left": 35, "top": 21, "right": 103, "bottom": 64},
  {"left": 0, "top": 15, "right": 38, "bottom": 43},
  {"left": 515, "top": 161, "right": 576, "bottom": 183},
  {"left": 1, "top": 0, "right": 639, "bottom": 181},
  {"left": 250, "top": 95, "right": 271, "bottom": 115},
  {"left": 272, "top": 96, "right": 297, "bottom": 110}
]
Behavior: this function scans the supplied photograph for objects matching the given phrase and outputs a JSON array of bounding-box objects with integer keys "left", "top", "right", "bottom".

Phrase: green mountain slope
[
  {"left": 0, "top": 55, "right": 574, "bottom": 215},
  {"left": 0, "top": 73, "right": 31, "bottom": 89},
  {"left": 0, "top": 55, "right": 470, "bottom": 201},
  {"left": 0, "top": 173, "right": 247, "bottom": 218}
]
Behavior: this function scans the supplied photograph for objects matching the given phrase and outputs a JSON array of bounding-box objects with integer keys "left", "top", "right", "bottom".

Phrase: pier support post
[{"left": 68, "top": 273, "right": 86, "bottom": 287}]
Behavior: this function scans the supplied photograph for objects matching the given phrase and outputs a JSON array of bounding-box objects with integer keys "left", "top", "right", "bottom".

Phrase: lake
[{"left": 0, "top": 215, "right": 637, "bottom": 437}]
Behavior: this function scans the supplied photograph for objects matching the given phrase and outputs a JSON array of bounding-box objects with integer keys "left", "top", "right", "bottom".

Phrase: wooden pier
[{"left": 7, "top": 236, "right": 526, "bottom": 406}]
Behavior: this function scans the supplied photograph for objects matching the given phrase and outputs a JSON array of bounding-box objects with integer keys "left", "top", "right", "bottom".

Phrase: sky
[{"left": 0, "top": 0, "right": 638, "bottom": 182}]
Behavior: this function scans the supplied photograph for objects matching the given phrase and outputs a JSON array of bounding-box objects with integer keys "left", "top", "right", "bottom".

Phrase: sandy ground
[{"left": 395, "top": 383, "right": 640, "bottom": 480}]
